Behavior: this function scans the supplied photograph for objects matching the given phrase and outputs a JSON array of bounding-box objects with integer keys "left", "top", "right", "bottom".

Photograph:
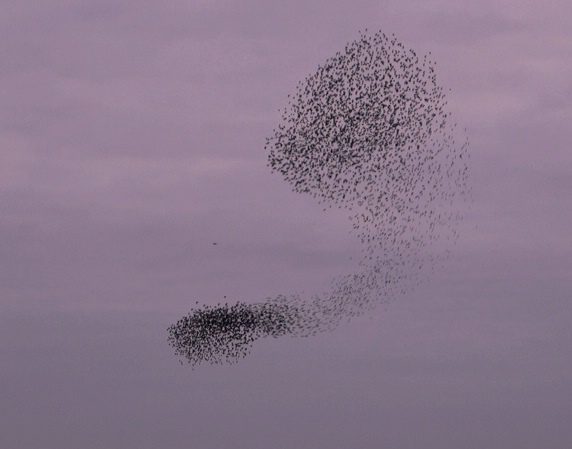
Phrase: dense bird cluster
[
  {"left": 168, "top": 30, "right": 470, "bottom": 367},
  {"left": 168, "top": 299, "right": 301, "bottom": 365}
]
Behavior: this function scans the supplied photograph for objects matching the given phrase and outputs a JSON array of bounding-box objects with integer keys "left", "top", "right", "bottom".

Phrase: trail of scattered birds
[{"left": 168, "top": 30, "right": 470, "bottom": 367}]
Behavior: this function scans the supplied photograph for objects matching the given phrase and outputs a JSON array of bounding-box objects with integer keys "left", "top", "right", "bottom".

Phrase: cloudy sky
[{"left": 1, "top": 1, "right": 571, "bottom": 448}]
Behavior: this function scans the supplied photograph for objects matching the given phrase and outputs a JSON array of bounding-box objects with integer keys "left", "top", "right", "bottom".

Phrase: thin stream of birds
[{"left": 168, "top": 30, "right": 470, "bottom": 367}]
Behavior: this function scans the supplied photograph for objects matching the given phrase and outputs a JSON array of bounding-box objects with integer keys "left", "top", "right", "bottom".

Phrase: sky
[{"left": 1, "top": 1, "right": 571, "bottom": 448}]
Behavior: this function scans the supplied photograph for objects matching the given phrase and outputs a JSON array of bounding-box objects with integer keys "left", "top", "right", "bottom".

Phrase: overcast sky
[{"left": 1, "top": 1, "right": 571, "bottom": 448}]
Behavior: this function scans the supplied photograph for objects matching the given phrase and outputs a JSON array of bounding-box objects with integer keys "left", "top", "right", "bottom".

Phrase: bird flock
[{"left": 168, "top": 30, "right": 470, "bottom": 367}]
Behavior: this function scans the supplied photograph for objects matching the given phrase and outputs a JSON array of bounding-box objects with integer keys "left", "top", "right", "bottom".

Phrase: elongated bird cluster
[
  {"left": 168, "top": 298, "right": 301, "bottom": 365},
  {"left": 168, "top": 30, "right": 470, "bottom": 367}
]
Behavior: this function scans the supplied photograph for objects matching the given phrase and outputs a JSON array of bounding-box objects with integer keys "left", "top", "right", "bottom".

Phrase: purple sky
[{"left": 1, "top": 1, "right": 571, "bottom": 448}]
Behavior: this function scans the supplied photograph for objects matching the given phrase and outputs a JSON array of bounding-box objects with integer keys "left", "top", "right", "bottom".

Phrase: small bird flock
[{"left": 168, "top": 30, "right": 470, "bottom": 367}]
